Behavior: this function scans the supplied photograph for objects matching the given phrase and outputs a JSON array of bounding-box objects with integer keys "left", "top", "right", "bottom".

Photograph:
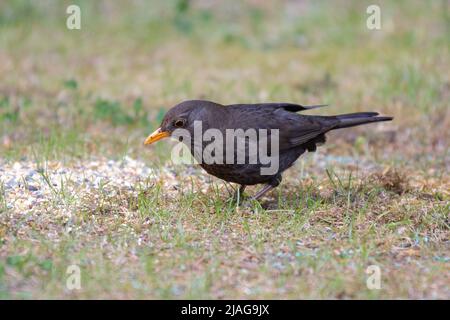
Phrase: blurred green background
[{"left": 0, "top": 0, "right": 448, "bottom": 165}]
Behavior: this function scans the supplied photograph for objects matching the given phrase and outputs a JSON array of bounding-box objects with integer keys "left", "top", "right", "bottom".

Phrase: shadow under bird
[{"left": 144, "top": 100, "right": 393, "bottom": 202}]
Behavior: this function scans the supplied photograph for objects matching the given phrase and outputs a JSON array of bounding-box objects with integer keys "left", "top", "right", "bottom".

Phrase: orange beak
[{"left": 144, "top": 128, "right": 170, "bottom": 145}]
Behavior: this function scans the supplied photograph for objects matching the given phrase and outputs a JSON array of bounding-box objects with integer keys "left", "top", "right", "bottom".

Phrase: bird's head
[{"left": 144, "top": 100, "right": 219, "bottom": 145}]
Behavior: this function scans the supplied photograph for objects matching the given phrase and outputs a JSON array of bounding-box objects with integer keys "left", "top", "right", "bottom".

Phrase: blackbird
[{"left": 144, "top": 100, "right": 392, "bottom": 202}]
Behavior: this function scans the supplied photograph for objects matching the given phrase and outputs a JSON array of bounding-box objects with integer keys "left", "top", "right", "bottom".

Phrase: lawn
[{"left": 0, "top": 0, "right": 449, "bottom": 299}]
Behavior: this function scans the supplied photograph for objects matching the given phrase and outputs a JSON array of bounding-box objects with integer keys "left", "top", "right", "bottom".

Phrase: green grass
[
  {"left": 0, "top": 0, "right": 449, "bottom": 299},
  {"left": 0, "top": 182, "right": 7, "bottom": 214}
]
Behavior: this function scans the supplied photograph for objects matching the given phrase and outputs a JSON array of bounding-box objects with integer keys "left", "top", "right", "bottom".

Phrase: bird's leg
[
  {"left": 248, "top": 175, "right": 282, "bottom": 202},
  {"left": 223, "top": 182, "right": 235, "bottom": 197},
  {"left": 249, "top": 184, "right": 274, "bottom": 201},
  {"left": 238, "top": 184, "right": 247, "bottom": 195},
  {"left": 236, "top": 184, "right": 246, "bottom": 204},
  {"left": 232, "top": 184, "right": 247, "bottom": 203}
]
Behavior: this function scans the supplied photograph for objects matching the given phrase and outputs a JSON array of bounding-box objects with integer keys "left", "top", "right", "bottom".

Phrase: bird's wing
[
  {"left": 276, "top": 113, "right": 338, "bottom": 150},
  {"left": 224, "top": 104, "right": 337, "bottom": 151},
  {"left": 227, "top": 102, "right": 327, "bottom": 112}
]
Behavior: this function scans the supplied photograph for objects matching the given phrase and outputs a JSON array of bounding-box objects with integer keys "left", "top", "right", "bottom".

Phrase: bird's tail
[{"left": 333, "top": 112, "right": 393, "bottom": 129}]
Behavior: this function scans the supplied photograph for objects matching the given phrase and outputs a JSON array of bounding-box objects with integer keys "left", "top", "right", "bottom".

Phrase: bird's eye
[{"left": 173, "top": 119, "right": 185, "bottom": 128}]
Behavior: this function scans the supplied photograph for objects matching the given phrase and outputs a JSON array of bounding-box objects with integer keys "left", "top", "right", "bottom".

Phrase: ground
[{"left": 0, "top": 0, "right": 449, "bottom": 299}]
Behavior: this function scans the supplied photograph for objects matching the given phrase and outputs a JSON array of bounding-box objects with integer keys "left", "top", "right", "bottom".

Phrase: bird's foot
[
  {"left": 239, "top": 199, "right": 255, "bottom": 209},
  {"left": 236, "top": 199, "right": 267, "bottom": 214},
  {"left": 230, "top": 194, "right": 259, "bottom": 211}
]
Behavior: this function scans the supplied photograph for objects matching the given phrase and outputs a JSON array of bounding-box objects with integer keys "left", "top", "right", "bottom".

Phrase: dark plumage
[{"left": 144, "top": 100, "right": 393, "bottom": 202}]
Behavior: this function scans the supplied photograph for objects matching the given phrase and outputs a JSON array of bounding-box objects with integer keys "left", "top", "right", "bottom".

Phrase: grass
[{"left": 0, "top": 0, "right": 449, "bottom": 299}]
